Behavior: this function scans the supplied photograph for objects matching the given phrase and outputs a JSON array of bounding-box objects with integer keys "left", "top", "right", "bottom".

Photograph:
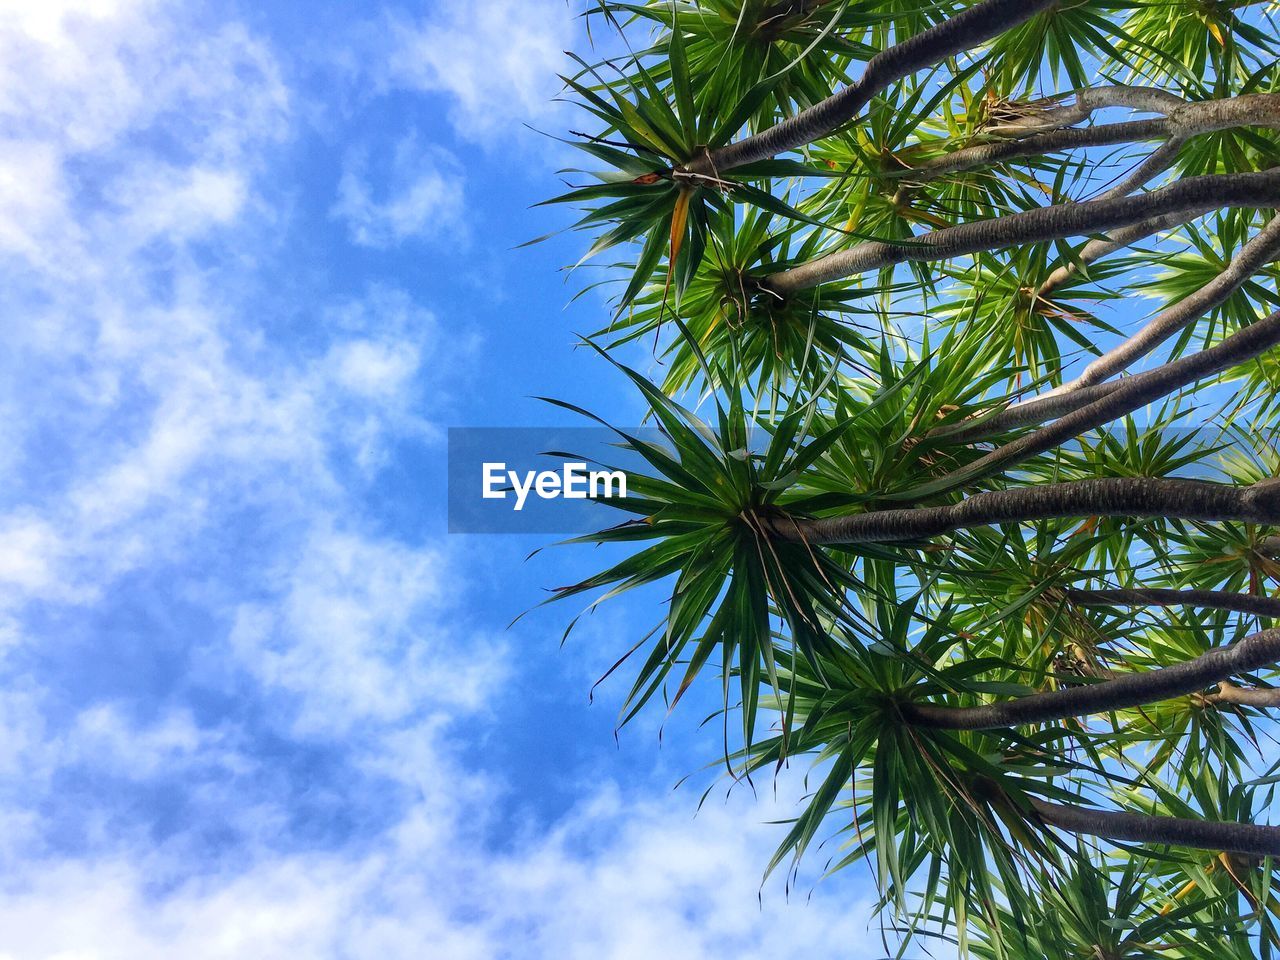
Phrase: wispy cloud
[
  {"left": 386, "top": 0, "right": 574, "bottom": 142},
  {"left": 0, "top": 781, "right": 884, "bottom": 960},
  {"left": 332, "top": 138, "right": 466, "bottom": 248},
  {"left": 227, "top": 525, "right": 507, "bottom": 735},
  {"left": 0, "top": 2, "right": 876, "bottom": 956}
]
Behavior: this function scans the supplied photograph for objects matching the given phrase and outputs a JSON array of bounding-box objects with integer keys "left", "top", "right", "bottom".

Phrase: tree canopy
[{"left": 542, "top": 0, "right": 1280, "bottom": 955}]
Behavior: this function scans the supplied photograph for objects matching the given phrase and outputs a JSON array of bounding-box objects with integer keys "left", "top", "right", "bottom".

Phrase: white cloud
[
  {"left": 227, "top": 527, "right": 507, "bottom": 735},
  {"left": 64, "top": 704, "right": 243, "bottom": 779},
  {"left": 330, "top": 339, "right": 421, "bottom": 399},
  {"left": 0, "top": 1, "right": 287, "bottom": 155},
  {"left": 110, "top": 164, "right": 249, "bottom": 241},
  {"left": 0, "top": 515, "right": 62, "bottom": 593},
  {"left": 332, "top": 138, "right": 465, "bottom": 248},
  {"left": 0, "top": 140, "right": 68, "bottom": 259},
  {"left": 0, "top": 2, "right": 882, "bottom": 956},
  {"left": 0, "top": 685, "right": 49, "bottom": 783},
  {"left": 386, "top": 0, "right": 573, "bottom": 142},
  {"left": 0, "top": 782, "right": 882, "bottom": 960},
  {"left": 0, "top": 0, "right": 147, "bottom": 54}
]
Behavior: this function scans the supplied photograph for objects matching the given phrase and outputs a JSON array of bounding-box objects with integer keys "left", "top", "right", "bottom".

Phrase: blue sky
[{"left": 0, "top": 2, "right": 891, "bottom": 956}]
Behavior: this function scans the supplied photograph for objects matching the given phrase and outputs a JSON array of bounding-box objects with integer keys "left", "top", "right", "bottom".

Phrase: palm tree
[{"left": 542, "top": 0, "right": 1280, "bottom": 954}]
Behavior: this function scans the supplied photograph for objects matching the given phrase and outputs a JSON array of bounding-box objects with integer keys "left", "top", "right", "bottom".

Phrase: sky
[{"left": 0, "top": 2, "right": 890, "bottom": 957}]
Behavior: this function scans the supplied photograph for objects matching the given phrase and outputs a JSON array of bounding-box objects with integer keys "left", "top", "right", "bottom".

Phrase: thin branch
[
  {"left": 762, "top": 170, "right": 1280, "bottom": 294},
  {"left": 929, "top": 307, "right": 1280, "bottom": 489},
  {"left": 1040, "top": 215, "right": 1280, "bottom": 398},
  {"left": 681, "top": 0, "right": 1058, "bottom": 175},
  {"left": 899, "top": 622, "right": 1280, "bottom": 729},
  {"left": 1091, "top": 137, "right": 1185, "bottom": 201},
  {"left": 1064, "top": 587, "right": 1280, "bottom": 617},
  {"left": 766, "top": 476, "right": 1280, "bottom": 545},
  {"left": 1029, "top": 798, "right": 1280, "bottom": 857},
  {"left": 1035, "top": 210, "right": 1197, "bottom": 301},
  {"left": 926, "top": 381, "right": 1124, "bottom": 444},
  {"left": 903, "top": 119, "right": 1168, "bottom": 180},
  {"left": 903, "top": 92, "right": 1280, "bottom": 183},
  {"left": 1209, "top": 681, "right": 1280, "bottom": 707},
  {"left": 935, "top": 218, "right": 1280, "bottom": 443}
]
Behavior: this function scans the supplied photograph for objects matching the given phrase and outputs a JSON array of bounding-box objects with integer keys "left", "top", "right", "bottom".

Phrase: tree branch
[
  {"left": 926, "top": 381, "right": 1124, "bottom": 444},
  {"left": 1091, "top": 137, "right": 1186, "bottom": 201},
  {"left": 1029, "top": 797, "right": 1280, "bottom": 857},
  {"left": 929, "top": 308, "right": 1280, "bottom": 490},
  {"left": 681, "top": 0, "right": 1058, "bottom": 175},
  {"left": 903, "top": 119, "right": 1168, "bottom": 180},
  {"left": 898, "top": 623, "right": 1280, "bottom": 729},
  {"left": 934, "top": 219, "right": 1280, "bottom": 443},
  {"left": 902, "top": 92, "right": 1280, "bottom": 184},
  {"left": 1037, "top": 215, "right": 1280, "bottom": 398},
  {"left": 1064, "top": 587, "right": 1280, "bottom": 617},
  {"left": 1035, "top": 210, "right": 1197, "bottom": 300},
  {"left": 1208, "top": 681, "right": 1280, "bottom": 707},
  {"left": 766, "top": 477, "right": 1280, "bottom": 545},
  {"left": 763, "top": 171, "right": 1280, "bottom": 294},
  {"left": 982, "top": 84, "right": 1186, "bottom": 135}
]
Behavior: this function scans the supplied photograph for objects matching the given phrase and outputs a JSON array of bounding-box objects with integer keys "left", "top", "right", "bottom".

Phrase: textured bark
[
  {"left": 1035, "top": 215, "right": 1280, "bottom": 398},
  {"left": 1029, "top": 798, "right": 1280, "bottom": 856},
  {"left": 766, "top": 477, "right": 1280, "bottom": 545},
  {"left": 763, "top": 171, "right": 1280, "bottom": 294},
  {"left": 1035, "top": 210, "right": 1197, "bottom": 300},
  {"left": 1209, "top": 681, "right": 1280, "bottom": 707},
  {"left": 906, "top": 92, "right": 1280, "bottom": 183},
  {"left": 681, "top": 0, "right": 1058, "bottom": 175},
  {"left": 935, "top": 309, "right": 1280, "bottom": 487},
  {"left": 1092, "top": 137, "right": 1185, "bottom": 201},
  {"left": 905, "top": 119, "right": 1167, "bottom": 179},
  {"left": 1064, "top": 587, "right": 1280, "bottom": 617},
  {"left": 898, "top": 624, "right": 1280, "bottom": 729},
  {"left": 1166, "top": 93, "right": 1280, "bottom": 135},
  {"left": 926, "top": 381, "right": 1124, "bottom": 444}
]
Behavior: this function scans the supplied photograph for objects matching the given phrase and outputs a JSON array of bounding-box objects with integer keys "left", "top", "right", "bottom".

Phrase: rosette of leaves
[
  {"left": 586, "top": 0, "right": 889, "bottom": 128},
  {"left": 792, "top": 323, "right": 1041, "bottom": 500},
  {"left": 929, "top": 246, "right": 1137, "bottom": 387},
  {"left": 544, "top": 346, "right": 869, "bottom": 754},
  {"left": 597, "top": 206, "right": 883, "bottom": 393},
  {"left": 984, "top": 0, "right": 1149, "bottom": 89},
  {"left": 1141, "top": 214, "right": 1280, "bottom": 352},
  {"left": 545, "top": 13, "right": 841, "bottom": 312},
  {"left": 728, "top": 606, "right": 1110, "bottom": 949},
  {"left": 1114, "top": 0, "right": 1280, "bottom": 88},
  {"left": 1156, "top": 437, "right": 1280, "bottom": 593},
  {"left": 969, "top": 855, "right": 1253, "bottom": 960}
]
